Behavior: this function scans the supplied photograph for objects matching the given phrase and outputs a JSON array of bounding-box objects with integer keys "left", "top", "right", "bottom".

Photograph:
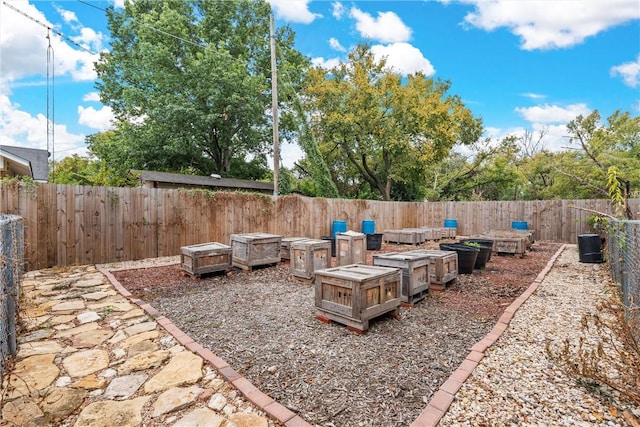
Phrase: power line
[
  {"left": 76, "top": 0, "right": 205, "bottom": 49},
  {"left": 2, "top": 1, "right": 98, "bottom": 55}
]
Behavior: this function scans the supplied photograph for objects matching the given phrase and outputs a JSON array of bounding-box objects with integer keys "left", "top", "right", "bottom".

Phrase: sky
[{"left": 1, "top": 0, "right": 639, "bottom": 169}]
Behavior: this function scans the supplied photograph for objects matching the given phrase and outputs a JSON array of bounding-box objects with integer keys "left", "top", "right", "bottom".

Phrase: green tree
[
  {"left": 94, "top": 0, "right": 308, "bottom": 179},
  {"left": 50, "top": 154, "right": 136, "bottom": 187},
  {"left": 304, "top": 44, "right": 482, "bottom": 201}
]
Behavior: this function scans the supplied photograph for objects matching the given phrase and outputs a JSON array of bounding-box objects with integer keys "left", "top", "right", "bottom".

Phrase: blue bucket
[
  {"left": 444, "top": 219, "right": 457, "bottom": 228},
  {"left": 332, "top": 220, "right": 347, "bottom": 238},
  {"left": 361, "top": 219, "right": 376, "bottom": 234},
  {"left": 512, "top": 221, "right": 528, "bottom": 230}
]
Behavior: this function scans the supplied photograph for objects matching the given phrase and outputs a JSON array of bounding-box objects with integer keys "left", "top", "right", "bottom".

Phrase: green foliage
[
  {"left": 50, "top": 154, "right": 138, "bottom": 187},
  {"left": 304, "top": 44, "right": 482, "bottom": 201},
  {"left": 95, "top": 0, "right": 308, "bottom": 178}
]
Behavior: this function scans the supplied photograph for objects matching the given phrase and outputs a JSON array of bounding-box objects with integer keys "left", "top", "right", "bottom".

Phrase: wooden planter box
[
  {"left": 230, "top": 232, "right": 282, "bottom": 270},
  {"left": 418, "top": 227, "right": 441, "bottom": 241},
  {"left": 180, "top": 242, "right": 232, "bottom": 277},
  {"left": 372, "top": 252, "right": 430, "bottom": 306},
  {"left": 443, "top": 227, "right": 457, "bottom": 238},
  {"left": 402, "top": 229, "right": 426, "bottom": 244},
  {"left": 406, "top": 250, "right": 458, "bottom": 290},
  {"left": 480, "top": 231, "right": 528, "bottom": 256},
  {"left": 383, "top": 230, "right": 420, "bottom": 245},
  {"left": 290, "top": 239, "right": 331, "bottom": 281},
  {"left": 280, "top": 237, "right": 309, "bottom": 260},
  {"left": 336, "top": 232, "right": 366, "bottom": 266},
  {"left": 315, "top": 264, "right": 401, "bottom": 333}
]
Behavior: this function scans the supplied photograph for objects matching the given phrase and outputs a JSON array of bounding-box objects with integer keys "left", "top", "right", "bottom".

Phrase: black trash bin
[{"left": 577, "top": 234, "right": 604, "bottom": 263}]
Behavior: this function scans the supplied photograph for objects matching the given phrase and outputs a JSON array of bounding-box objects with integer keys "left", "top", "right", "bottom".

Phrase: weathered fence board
[{"left": 1, "top": 182, "right": 638, "bottom": 271}]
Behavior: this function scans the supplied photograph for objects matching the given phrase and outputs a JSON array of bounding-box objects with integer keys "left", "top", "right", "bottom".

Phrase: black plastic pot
[
  {"left": 439, "top": 243, "right": 479, "bottom": 274},
  {"left": 460, "top": 238, "right": 494, "bottom": 263},
  {"left": 321, "top": 236, "right": 336, "bottom": 257},
  {"left": 366, "top": 233, "right": 383, "bottom": 251}
]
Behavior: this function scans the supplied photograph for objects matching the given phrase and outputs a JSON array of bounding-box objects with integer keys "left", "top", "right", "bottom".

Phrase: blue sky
[{"left": 1, "top": 0, "right": 639, "bottom": 168}]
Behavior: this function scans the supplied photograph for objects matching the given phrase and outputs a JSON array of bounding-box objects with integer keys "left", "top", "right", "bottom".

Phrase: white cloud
[
  {"left": 332, "top": 2, "right": 345, "bottom": 20},
  {"left": 515, "top": 103, "right": 591, "bottom": 124},
  {"left": 267, "top": 0, "right": 320, "bottom": 24},
  {"left": 280, "top": 141, "right": 304, "bottom": 169},
  {"left": 479, "top": 123, "right": 570, "bottom": 153},
  {"left": 521, "top": 92, "right": 546, "bottom": 100},
  {"left": 0, "top": 2, "right": 100, "bottom": 83},
  {"left": 311, "top": 56, "right": 342, "bottom": 70},
  {"left": 83, "top": 92, "right": 101, "bottom": 102},
  {"left": 458, "top": 0, "right": 640, "bottom": 50},
  {"left": 371, "top": 43, "right": 435, "bottom": 76},
  {"left": 78, "top": 105, "right": 114, "bottom": 131},
  {"left": 70, "top": 27, "right": 107, "bottom": 53},
  {"left": 329, "top": 37, "right": 346, "bottom": 52},
  {"left": 0, "top": 94, "right": 86, "bottom": 157},
  {"left": 610, "top": 54, "right": 640, "bottom": 88},
  {"left": 349, "top": 7, "right": 412, "bottom": 43},
  {"left": 54, "top": 5, "right": 78, "bottom": 25}
]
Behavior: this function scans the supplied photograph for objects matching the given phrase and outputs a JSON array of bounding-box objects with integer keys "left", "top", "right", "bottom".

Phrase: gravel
[{"left": 111, "top": 241, "right": 568, "bottom": 427}]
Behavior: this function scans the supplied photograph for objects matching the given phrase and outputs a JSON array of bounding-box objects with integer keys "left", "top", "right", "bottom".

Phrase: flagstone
[
  {"left": 5, "top": 354, "right": 59, "bottom": 398},
  {"left": 77, "top": 311, "right": 101, "bottom": 324},
  {"left": 54, "top": 322, "right": 99, "bottom": 338},
  {"left": 103, "top": 374, "right": 147, "bottom": 400},
  {"left": 72, "top": 329, "right": 114, "bottom": 347},
  {"left": 118, "top": 350, "right": 170, "bottom": 375},
  {"left": 51, "top": 300, "right": 85, "bottom": 312},
  {"left": 40, "top": 387, "right": 87, "bottom": 422},
  {"left": 74, "top": 396, "right": 150, "bottom": 427},
  {"left": 1, "top": 396, "right": 45, "bottom": 427},
  {"left": 144, "top": 351, "right": 203, "bottom": 393},
  {"left": 124, "top": 321, "right": 157, "bottom": 336},
  {"left": 173, "top": 408, "right": 225, "bottom": 427},
  {"left": 121, "top": 330, "right": 159, "bottom": 348},
  {"left": 82, "top": 291, "right": 110, "bottom": 301},
  {"left": 62, "top": 349, "right": 110, "bottom": 377},
  {"left": 152, "top": 385, "right": 203, "bottom": 417},
  {"left": 16, "top": 340, "right": 65, "bottom": 359}
]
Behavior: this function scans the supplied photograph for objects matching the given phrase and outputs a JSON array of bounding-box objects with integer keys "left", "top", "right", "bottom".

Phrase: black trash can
[{"left": 577, "top": 234, "right": 604, "bottom": 263}]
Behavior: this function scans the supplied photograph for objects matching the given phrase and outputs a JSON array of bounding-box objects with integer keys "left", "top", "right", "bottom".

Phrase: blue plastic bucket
[
  {"left": 511, "top": 221, "right": 528, "bottom": 230},
  {"left": 332, "top": 220, "right": 347, "bottom": 238},
  {"left": 361, "top": 219, "right": 376, "bottom": 234},
  {"left": 444, "top": 219, "right": 457, "bottom": 228}
]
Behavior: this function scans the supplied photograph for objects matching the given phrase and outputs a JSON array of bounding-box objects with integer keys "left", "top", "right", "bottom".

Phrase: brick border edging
[
  {"left": 409, "top": 244, "right": 568, "bottom": 427},
  {"left": 96, "top": 265, "right": 313, "bottom": 427}
]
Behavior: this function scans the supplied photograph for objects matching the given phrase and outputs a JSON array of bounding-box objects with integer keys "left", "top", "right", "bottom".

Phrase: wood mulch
[{"left": 112, "top": 239, "right": 562, "bottom": 427}]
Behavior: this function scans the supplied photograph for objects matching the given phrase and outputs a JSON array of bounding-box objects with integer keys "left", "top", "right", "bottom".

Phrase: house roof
[
  {"left": 133, "top": 170, "right": 274, "bottom": 192},
  {"left": 0, "top": 145, "right": 49, "bottom": 182}
]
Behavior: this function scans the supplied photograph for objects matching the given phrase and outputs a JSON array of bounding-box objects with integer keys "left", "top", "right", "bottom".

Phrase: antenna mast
[{"left": 46, "top": 29, "right": 55, "bottom": 180}]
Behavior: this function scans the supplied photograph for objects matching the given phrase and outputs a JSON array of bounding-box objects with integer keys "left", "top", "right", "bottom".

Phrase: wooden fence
[{"left": 1, "top": 183, "right": 638, "bottom": 271}]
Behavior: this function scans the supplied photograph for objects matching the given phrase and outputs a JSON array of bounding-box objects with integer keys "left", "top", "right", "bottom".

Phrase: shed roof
[
  {"left": 0, "top": 145, "right": 49, "bottom": 182},
  {"left": 134, "top": 170, "right": 274, "bottom": 192}
]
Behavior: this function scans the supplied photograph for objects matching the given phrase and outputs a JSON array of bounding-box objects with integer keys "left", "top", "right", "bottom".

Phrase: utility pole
[{"left": 269, "top": 13, "right": 279, "bottom": 198}]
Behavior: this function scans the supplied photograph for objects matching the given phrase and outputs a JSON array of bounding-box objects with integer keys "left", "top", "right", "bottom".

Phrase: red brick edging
[
  {"left": 409, "top": 244, "right": 567, "bottom": 427},
  {"left": 97, "top": 265, "right": 312, "bottom": 427}
]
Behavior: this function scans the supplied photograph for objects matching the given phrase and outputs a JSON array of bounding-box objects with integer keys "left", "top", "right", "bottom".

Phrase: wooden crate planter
[
  {"left": 315, "top": 264, "right": 402, "bottom": 333},
  {"left": 280, "top": 237, "right": 309, "bottom": 260},
  {"left": 373, "top": 252, "right": 430, "bottom": 306},
  {"left": 480, "top": 231, "right": 528, "bottom": 256},
  {"left": 406, "top": 250, "right": 458, "bottom": 290},
  {"left": 290, "top": 239, "right": 331, "bottom": 281},
  {"left": 180, "top": 242, "right": 232, "bottom": 277},
  {"left": 230, "top": 232, "right": 282, "bottom": 270},
  {"left": 336, "top": 231, "right": 366, "bottom": 266},
  {"left": 383, "top": 230, "right": 420, "bottom": 245},
  {"left": 419, "top": 227, "right": 440, "bottom": 241},
  {"left": 402, "top": 229, "right": 426, "bottom": 244}
]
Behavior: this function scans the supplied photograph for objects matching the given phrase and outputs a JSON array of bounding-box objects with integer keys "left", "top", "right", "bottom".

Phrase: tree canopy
[
  {"left": 303, "top": 44, "right": 483, "bottom": 201},
  {"left": 94, "top": 0, "right": 308, "bottom": 179}
]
